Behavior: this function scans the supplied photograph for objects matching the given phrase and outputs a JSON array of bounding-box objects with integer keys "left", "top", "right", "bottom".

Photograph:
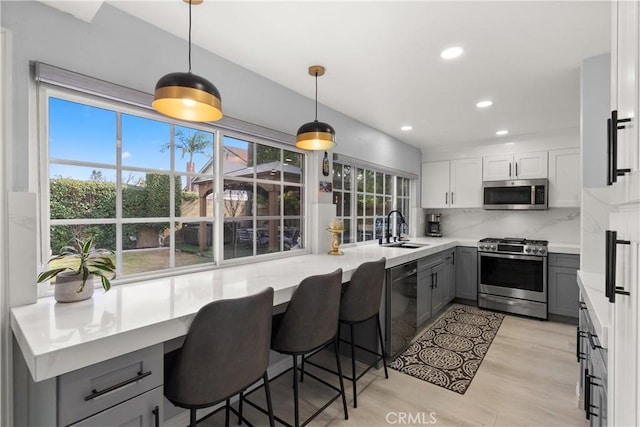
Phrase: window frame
[
  {"left": 333, "top": 159, "right": 414, "bottom": 245},
  {"left": 38, "top": 85, "right": 308, "bottom": 296}
]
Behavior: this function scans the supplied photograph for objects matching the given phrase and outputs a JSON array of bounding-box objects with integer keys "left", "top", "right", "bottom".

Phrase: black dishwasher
[{"left": 385, "top": 260, "right": 418, "bottom": 359}]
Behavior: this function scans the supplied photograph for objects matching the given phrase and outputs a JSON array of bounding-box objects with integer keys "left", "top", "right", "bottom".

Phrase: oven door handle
[
  {"left": 480, "top": 294, "right": 532, "bottom": 306},
  {"left": 478, "top": 252, "right": 545, "bottom": 262}
]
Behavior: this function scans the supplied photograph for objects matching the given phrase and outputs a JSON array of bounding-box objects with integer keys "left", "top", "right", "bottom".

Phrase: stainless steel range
[{"left": 477, "top": 237, "right": 548, "bottom": 319}]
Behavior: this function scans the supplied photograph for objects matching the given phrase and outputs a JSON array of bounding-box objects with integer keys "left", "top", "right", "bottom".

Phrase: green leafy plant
[{"left": 37, "top": 237, "right": 116, "bottom": 293}]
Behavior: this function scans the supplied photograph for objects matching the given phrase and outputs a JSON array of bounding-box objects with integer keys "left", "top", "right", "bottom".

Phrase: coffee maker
[{"left": 426, "top": 213, "right": 442, "bottom": 237}]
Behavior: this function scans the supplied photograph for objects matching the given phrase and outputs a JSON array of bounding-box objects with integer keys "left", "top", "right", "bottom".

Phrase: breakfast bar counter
[{"left": 11, "top": 238, "right": 460, "bottom": 382}]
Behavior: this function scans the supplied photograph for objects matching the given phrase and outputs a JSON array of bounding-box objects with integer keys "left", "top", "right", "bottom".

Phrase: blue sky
[{"left": 48, "top": 97, "right": 229, "bottom": 182}]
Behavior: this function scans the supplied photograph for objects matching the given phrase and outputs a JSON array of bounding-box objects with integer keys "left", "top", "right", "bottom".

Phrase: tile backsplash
[{"left": 423, "top": 208, "right": 580, "bottom": 243}]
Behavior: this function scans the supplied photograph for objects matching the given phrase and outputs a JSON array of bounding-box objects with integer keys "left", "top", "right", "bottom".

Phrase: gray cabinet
[
  {"left": 578, "top": 300, "right": 607, "bottom": 426},
  {"left": 417, "top": 249, "right": 456, "bottom": 327},
  {"left": 455, "top": 247, "right": 477, "bottom": 300},
  {"left": 431, "top": 262, "right": 447, "bottom": 315},
  {"left": 71, "top": 387, "right": 162, "bottom": 426},
  {"left": 14, "top": 344, "right": 164, "bottom": 426},
  {"left": 548, "top": 253, "right": 580, "bottom": 318}
]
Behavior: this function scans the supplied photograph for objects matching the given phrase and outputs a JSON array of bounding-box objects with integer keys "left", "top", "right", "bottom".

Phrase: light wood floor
[{"left": 202, "top": 312, "right": 586, "bottom": 427}]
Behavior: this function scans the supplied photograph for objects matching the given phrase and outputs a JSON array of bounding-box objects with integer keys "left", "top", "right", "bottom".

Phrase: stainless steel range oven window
[{"left": 479, "top": 253, "right": 547, "bottom": 303}]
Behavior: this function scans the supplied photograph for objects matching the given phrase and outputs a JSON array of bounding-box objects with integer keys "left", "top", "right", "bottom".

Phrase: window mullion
[
  {"left": 169, "top": 124, "right": 175, "bottom": 269},
  {"left": 115, "top": 111, "right": 123, "bottom": 277}
]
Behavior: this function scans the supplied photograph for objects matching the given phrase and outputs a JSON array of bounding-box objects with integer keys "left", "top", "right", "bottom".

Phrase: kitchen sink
[{"left": 382, "top": 242, "right": 429, "bottom": 249}]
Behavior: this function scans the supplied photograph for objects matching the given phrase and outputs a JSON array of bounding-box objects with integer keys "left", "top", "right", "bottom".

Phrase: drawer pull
[
  {"left": 588, "top": 333, "right": 602, "bottom": 350},
  {"left": 84, "top": 370, "right": 152, "bottom": 401},
  {"left": 152, "top": 405, "right": 160, "bottom": 427}
]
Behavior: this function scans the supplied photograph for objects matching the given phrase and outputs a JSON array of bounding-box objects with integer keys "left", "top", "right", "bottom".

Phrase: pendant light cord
[
  {"left": 314, "top": 71, "right": 318, "bottom": 121},
  {"left": 188, "top": 0, "right": 192, "bottom": 74}
]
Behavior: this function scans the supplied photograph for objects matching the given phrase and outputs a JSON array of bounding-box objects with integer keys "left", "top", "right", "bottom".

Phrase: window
[
  {"left": 43, "top": 90, "right": 305, "bottom": 289},
  {"left": 333, "top": 161, "right": 412, "bottom": 244},
  {"left": 222, "top": 136, "right": 304, "bottom": 260}
]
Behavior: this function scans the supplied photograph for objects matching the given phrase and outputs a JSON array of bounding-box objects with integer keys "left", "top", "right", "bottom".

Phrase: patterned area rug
[{"left": 388, "top": 304, "right": 505, "bottom": 395}]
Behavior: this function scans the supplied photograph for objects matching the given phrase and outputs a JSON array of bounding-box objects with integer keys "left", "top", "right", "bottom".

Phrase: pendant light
[
  {"left": 295, "top": 65, "right": 336, "bottom": 150},
  {"left": 152, "top": 0, "right": 223, "bottom": 122}
]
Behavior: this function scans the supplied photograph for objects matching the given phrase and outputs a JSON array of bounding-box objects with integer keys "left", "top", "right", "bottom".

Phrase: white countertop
[
  {"left": 10, "top": 236, "right": 580, "bottom": 382},
  {"left": 576, "top": 270, "right": 610, "bottom": 347},
  {"left": 12, "top": 237, "right": 459, "bottom": 382}
]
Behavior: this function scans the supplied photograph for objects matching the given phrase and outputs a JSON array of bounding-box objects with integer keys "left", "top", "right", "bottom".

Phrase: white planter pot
[{"left": 54, "top": 273, "right": 95, "bottom": 303}]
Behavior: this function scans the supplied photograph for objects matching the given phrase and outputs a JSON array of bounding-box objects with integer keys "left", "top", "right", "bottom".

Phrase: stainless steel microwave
[{"left": 483, "top": 179, "right": 548, "bottom": 210}]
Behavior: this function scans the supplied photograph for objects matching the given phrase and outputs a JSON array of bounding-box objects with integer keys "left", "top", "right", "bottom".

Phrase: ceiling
[{"left": 45, "top": 1, "right": 611, "bottom": 152}]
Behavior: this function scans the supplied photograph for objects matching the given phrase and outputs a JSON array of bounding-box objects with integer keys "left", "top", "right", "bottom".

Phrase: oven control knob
[
  {"left": 526, "top": 247, "right": 531, "bottom": 253},
  {"left": 489, "top": 245, "right": 495, "bottom": 250},
  {"left": 532, "top": 247, "right": 539, "bottom": 253},
  {"left": 539, "top": 248, "right": 546, "bottom": 254}
]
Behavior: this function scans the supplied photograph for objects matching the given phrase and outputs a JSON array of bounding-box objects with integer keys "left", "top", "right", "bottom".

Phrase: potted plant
[{"left": 37, "top": 237, "right": 116, "bottom": 303}]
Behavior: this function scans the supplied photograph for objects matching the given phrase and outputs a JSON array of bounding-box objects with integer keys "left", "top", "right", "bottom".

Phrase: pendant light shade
[
  {"left": 296, "top": 65, "right": 336, "bottom": 150},
  {"left": 152, "top": 0, "right": 223, "bottom": 122}
]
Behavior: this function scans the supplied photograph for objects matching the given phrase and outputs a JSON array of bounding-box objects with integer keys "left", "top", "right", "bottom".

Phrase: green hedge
[{"left": 50, "top": 174, "right": 183, "bottom": 254}]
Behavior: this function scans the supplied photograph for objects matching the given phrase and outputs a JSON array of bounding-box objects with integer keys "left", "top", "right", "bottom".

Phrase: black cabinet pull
[
  {"left": 609, "top": 110, "right": 633, "bottom": 185},
  {"left": 152, "top": 406, "right": 160, "bottom": 427},
  {"left": 584, "top": 368, "right": 590, "bottom": 418},
  {"left": 588, "top": 332, "right": 602, "bottom": 350},
  {"left": 515, "top": 162, "right": 518, "bottom": 177},
  {"left": 430, "top": 272, "right": 434, "bottom": 289},
  {"left": 576, "top": 327, "right": 586, "bottom": 362},
  {"left": 83, "top": 370, "right": 152, "bottom": 401},
  {"left": 605, "top": 230, "right": 631, "bottom": 303},
  {"left": 451, "top": 192, "right": 454, "bottom": 205},
  {"left": 509, "top": 163, "right": 512, "bottom": 177},
  {"left": 607, "top": 118, "right": 614, "bottom": 185}
]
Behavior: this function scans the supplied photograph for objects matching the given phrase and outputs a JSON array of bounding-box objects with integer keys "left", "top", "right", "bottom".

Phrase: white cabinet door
[
  {"left": 514, "top": 151, "right": 548, "bottom": 179},
  {"left": 450, "top": 158, "right": 483, "bottom": 208},
  {"left": 612, "top": 0, "right": 640, "bottom": 204},
  {"left": 483, "top": 154, "right": 513, "bottom": 181},
  {"left": 549, "top": 148, "right": 581, "bottom": 207},
  {"left": 421, "top": 161, "right": 450, "bottom": 208},
  {"left": 609, "top": 207, "right": 639, "bottom": 427}
]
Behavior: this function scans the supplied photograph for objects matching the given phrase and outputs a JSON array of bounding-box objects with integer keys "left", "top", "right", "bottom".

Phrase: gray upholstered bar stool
[
  {"left": 304, "top": 257, "right": 389, "bottom": 408},
  {"left": 164, "top": 287, "right": 275, "bottom": 427},
  {"left": 241, "top": 269, "right": 348, "bottom": 427}
]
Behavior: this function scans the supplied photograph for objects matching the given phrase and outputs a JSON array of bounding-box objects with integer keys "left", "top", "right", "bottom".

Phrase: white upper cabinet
[
  {"left": 514, "top": 152, "right": 549, "bottom": 180},
  {"left": 611, "top": 0, "right": 640, "bottom": 204},
  {"left": 421, "top": 161, "right": 450, "bottom": 209},
  {"left": 421, "top": 158, "right": 482, "bottom": 209},
  {"left": 482, "top": 154, "right": 513, "bottom": 181},
  {"left": 548, "top": 148, "right": 581, "bottom": 207},
  {"left": 482, "top": 151, "right": 548, "bottom": 181},
  {"left": 450, "top": 158, "right": 483, "bottom": 208}
]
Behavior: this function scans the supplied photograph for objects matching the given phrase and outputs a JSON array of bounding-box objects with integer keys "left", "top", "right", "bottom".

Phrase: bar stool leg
[
  {"left": 333, "top": 336, "right": 349, "bottom": 420},
  {"left": 377, "top": 314, "right": 389, "bottom": 379},
  {"left": 190, "top": 408, "right": 197, "bottom": 427},
  {"left": 300, "top": 353, "right": 305, "bottom": 383},
  {"left": 263, "top": 372, "right": 276, "bottom": 427},
  {"left": 237, "top": 391, "right": 244, "bottom": 425},
  {"left": 349, "top": 323, "right": 358, "bottom": 408},
  {"left": 225, "top": 399, "right": 231, "bottom": 427},
  {"left": 292, "top": 355, "right": 300, "bottom": 427}
]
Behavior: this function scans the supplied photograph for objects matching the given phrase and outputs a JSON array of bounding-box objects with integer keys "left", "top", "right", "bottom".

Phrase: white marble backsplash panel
[
  {"left": 581, "top": 188, "right": 615, "bottom": 274},
  {"left": 424, "top": 207, "right": 580, "bottom": 243}
]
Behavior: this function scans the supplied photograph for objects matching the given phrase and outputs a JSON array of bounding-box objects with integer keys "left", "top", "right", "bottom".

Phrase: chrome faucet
[{"left": 385, "top": 210, "right": 407, "bottom": 244}]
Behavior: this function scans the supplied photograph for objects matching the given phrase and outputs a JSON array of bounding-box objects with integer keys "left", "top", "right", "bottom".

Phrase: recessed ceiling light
[
  {"left": 440, "top": 46, "right": 464, "bottom": 60},
  {"left": 496, "top": 130, "right": 509, "bottom": 136},
  {"left": 476, "top": 100, "right": 493, "bottom": 108},
  {"left": 401, "top": 125, "right": 413, "bottom": 131}
]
